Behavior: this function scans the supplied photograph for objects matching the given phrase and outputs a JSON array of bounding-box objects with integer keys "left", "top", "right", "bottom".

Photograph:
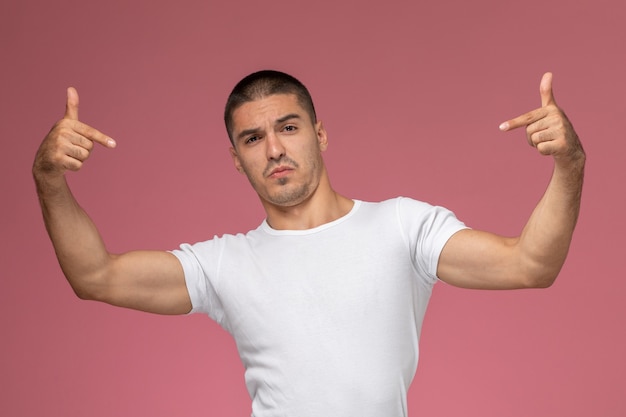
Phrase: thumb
[
  {"left": 65, "top": 87, "right": 79, "bottom": 120},
  {"left": 540, "top": 72, "right": 556, "bottom": 107}
]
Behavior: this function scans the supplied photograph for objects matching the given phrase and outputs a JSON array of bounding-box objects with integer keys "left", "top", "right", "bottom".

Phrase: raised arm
[
  {"left": 33, "top": 88, "right": 192, "bottom": 314},
  {"left": 437, "top": 73, "right": 585, "bottom": 289}
]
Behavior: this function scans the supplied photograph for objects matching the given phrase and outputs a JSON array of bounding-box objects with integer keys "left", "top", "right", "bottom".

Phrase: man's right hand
[
  {"left": 33, "top": 87, "right": 116, "bottom": 183},
  {"left": 33, "top": 89, "right": 192, "bottom": 315}
]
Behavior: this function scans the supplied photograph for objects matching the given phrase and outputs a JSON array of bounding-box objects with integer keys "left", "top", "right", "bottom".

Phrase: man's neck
[{"left": 263, "top": 189, "right": 354, "bottom": 231}]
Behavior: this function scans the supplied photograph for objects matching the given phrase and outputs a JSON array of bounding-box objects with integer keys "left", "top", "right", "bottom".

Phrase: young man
[{"left": 33, "top": 70, "right": 585, "bottom": 416}]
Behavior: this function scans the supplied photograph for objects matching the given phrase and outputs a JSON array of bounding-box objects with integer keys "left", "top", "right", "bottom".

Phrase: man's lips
[{"left": 267, "top": 166, "right": 294, "bottom": 178}]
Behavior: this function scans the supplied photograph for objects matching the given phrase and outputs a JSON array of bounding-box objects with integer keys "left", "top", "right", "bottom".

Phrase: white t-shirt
[{"left": 172, "top": 197, "right": 467, "bottom": 417}]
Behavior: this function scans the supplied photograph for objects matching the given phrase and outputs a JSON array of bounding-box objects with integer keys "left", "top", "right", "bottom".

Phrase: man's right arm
[{"left": 33, "top": 87, "right": 192, "bottom": 315}]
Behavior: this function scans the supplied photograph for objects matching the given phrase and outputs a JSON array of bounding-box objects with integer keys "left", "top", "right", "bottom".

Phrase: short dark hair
[{"left": 224, "top": 70, "right": 317, "bottom": 144}]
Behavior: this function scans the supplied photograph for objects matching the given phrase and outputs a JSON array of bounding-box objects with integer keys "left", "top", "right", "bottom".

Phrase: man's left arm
[{"left": 437, "top": 72, "right": 586, "bottom": 289}]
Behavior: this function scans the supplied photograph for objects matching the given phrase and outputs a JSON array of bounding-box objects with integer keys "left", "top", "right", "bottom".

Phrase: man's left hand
[{"left": 499, "top": 72, "right": 585, "bottom": 165}]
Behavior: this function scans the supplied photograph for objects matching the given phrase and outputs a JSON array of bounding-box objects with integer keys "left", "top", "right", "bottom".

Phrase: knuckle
[
  {"left": 53, "top": 150, "right": 68, "bottom": 166},
  {"left": 81, "top": 124, "right": 94, "bottom": 137},
  {"left": 70, "top": 144, "right": 89, "bottom": 161},
  {"left": 80, "top": 147, "right": 91, "bottom": 160},
  {"left": 524, "top": 113, "right": 535, "bottom": 124},
  {"left": 66, "top": 162, "right": 81, "bottom": 172},
  {"left": 531, "top": 130, "right": 548, "bottom": 146},
  {"left": 536, "top": 143, "right": 549, "bottom": 155},
  {"left": 531, "top": 137, "right": 540, "bottom": 147},
  {"left": 82, "top": 137, "right": 95, "bottom": 150}
]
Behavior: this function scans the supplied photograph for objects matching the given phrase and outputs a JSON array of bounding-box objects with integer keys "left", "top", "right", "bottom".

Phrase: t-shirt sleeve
[
  {"left": 170, "top": 239, "right": 226, "bottom": 323},
  {"left": 396, "top": 197, "right": 469, "bottom": 285}
]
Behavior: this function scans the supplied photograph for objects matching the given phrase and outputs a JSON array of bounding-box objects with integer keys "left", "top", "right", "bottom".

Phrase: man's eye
[
  {"left": 246, "top": 136, "right": 259, "bottom": 144},
  {"left": 283, "top": 125, "right": 297, "bottom": 132}
]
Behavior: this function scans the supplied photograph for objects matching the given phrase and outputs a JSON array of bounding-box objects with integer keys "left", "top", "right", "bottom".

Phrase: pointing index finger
[
  {"left": 72, "top": 120, "right": 117, "bottom": 148},
  {"left": 499, "top": 107, "right": 548, "bottom": 131}
]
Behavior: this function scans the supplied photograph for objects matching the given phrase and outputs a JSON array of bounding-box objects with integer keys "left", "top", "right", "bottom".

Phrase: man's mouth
[{"left": 268, "top": 166, "right": 293, "bottom": 178}]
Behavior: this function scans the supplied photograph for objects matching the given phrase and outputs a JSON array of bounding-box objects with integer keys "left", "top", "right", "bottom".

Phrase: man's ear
[
  {"left": 230, "top": 147, "right": 244, "bottom": 174},
  {"left": 316, "top": 121, "right": 328, "bottom": 151}
]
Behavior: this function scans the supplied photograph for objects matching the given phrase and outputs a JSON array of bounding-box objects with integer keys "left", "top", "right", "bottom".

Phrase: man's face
[{"left": 229, "top": 94, "right": 328, "bottom": 208}]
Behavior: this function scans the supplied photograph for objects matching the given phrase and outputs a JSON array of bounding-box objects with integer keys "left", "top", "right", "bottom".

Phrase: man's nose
[{"left": 266, "top": 131, "right": 286, "bottom": 160}]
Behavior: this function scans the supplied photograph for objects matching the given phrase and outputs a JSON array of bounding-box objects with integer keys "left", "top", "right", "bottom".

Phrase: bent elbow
[
  {"left": 521, "top": 264, "right": 561, "bottom": 289},
  {"left": 69, "top": 280, "right": 100, "bottom": 301},
  {"left": 65, "top": 271, "right": 111, "bottom": 302},
  {"left": 71, "top": 283, "right": 99, "bottom": 301},
  {"left": 531, "top": 276, "right": 557, "bottom": 289}
]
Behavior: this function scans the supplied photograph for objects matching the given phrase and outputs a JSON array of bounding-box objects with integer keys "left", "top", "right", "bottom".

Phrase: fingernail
[
  {"left": 107, "top": 138, "right": 117, "bottom": 148},
  {"left": 499, "top": 122, "right": 509, "bottom": 131}
]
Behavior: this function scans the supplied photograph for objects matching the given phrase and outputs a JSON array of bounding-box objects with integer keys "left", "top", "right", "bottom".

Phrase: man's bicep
[
  {"left": 104, "top": 250, "right": 192, "bottom": 315},
  {"left": 436, "top": 229, "right": 526, "bottom": 290}
]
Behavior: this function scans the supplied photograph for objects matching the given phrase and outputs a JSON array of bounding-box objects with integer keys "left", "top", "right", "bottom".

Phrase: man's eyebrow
[
  {"left": 276, "top": 113, "right": 301, "bottom": 124},
  {"left": 236, "top": 127, "right": 261, "bottom": 142}
]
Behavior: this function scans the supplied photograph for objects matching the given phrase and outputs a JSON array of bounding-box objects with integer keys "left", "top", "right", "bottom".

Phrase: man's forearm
[
  {"left": 34, "top": 172, "right": 112, "bottom": 299},
  {"left": 518, "top": 154, "right": 585, "bottom": 286}
]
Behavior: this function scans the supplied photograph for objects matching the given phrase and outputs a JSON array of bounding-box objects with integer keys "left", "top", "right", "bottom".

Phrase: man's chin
[{"left": 263, "top": 186, "right": 311, "bottom": 208}]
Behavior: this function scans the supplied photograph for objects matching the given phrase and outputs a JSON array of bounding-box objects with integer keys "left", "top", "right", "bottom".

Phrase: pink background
[{"left": 2, "top": 0, "right": 625, "bottom": 415}]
